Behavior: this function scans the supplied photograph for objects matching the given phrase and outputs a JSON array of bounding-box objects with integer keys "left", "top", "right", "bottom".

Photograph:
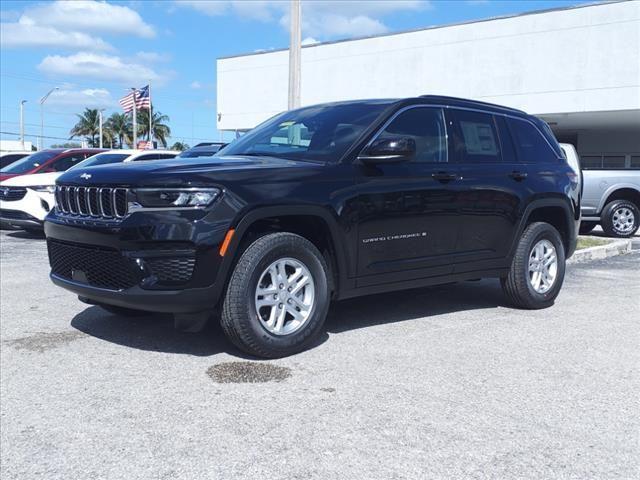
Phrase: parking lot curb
[{"left": 569, "top": 238, "right": 633, "bottom": 264}]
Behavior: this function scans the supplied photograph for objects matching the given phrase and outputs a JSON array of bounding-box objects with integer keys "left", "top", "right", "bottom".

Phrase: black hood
[{"left": 56, "top": 155, "right": 315, "bottom": 187}]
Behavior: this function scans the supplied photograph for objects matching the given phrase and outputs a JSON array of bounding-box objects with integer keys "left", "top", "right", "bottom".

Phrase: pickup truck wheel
[
  {"left": 578, "top": 221, "right": 597, "bottom": 235},
  {"left": 601, "top": 200, "right": 639, "bottom": 238},
  {"left": 501, "top": 222, "right": 565, "bottom": 309},
  {"left": 221, "top": 232, "right": 330, "bottom": 358}
]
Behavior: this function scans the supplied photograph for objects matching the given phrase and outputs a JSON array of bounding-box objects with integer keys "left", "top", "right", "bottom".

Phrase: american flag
[{"left": 119, "top": 85, "right": 151, "bottom": 113}]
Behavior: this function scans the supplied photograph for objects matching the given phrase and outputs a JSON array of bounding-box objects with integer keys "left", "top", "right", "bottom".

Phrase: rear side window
[
  {"left": 448, "top": 110, "right": 501, "bottom": 163},
  {"left": 508, "top": 118, "right": 556, "bottom": 163}
]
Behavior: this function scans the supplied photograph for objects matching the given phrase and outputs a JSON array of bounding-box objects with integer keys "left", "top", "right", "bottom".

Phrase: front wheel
[
  {"left": 601, "top": 200, "right": 639, "bottom": 238},
  {"left": 221, "top": 232, "right": 330, "bottom": 358},
  {"left": 501, "top": 222, "right": 566, "bottom": 309}
]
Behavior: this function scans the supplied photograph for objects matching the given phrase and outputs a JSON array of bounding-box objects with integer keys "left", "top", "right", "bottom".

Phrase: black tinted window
[
  {"left": 449, "top": 110, "right": 501, "bottom": 163},
  {"left": 508, "top": 119, "right": 556, "bottom": 163},
  {"left": 0, "top": 150, "right": 59, "bottom": 173},
  {"left": 0, "top": 153, "right": 28, "bottom": 168},
  {"left": 51, "top": 154, "right": 87, "bottom": 171},
  {"left": 376, "top": 107, "right": 447, "bottom": 163},
  {"left": 495, "top": 116, "right": 517, "bottom": 163}
]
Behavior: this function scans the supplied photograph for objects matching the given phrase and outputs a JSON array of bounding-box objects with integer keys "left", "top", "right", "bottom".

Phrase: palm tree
[
  {"left": 136, "top": 107, "right": 171, "bottom": 147},
  {"left": 69, "top": 108, "right": 100, "bottom": 146},
  {"left": 170, "top": 142, "right": 190, "bottom": 151},
  {"left": 106, "top": 113, "right": 131, "bottom": 148}
]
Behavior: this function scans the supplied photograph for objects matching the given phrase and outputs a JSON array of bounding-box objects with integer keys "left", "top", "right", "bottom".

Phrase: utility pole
[
  {"left": 19, "top": 100, "right": 27, "bottom": 150},
  {"left": 288, "top": 0, "right": 301, "bottom": 110},
  {"left": 98, "top": 109, "right": 105, "bottom": 149},
  {"left": 131, "top": 87, "right": 137, "bottom": 148},
  {"left": 39, "top": 87, "right": 59, "bottom": 150}
]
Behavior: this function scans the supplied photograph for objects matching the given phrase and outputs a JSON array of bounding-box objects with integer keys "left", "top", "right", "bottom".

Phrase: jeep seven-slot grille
[{"left": 55, "top": 185, "right": 128, "bottom": 219}]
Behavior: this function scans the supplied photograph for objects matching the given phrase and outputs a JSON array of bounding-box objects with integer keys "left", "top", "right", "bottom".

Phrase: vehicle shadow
[
  {"left": 71, "top": 306, "right": 243, "bottom": 357},
  {"left": 326, "top": 279, "right": 506, "bottom": 333},
  {"left": 71, "top": 279, "right": 505, "bottom": 357}
]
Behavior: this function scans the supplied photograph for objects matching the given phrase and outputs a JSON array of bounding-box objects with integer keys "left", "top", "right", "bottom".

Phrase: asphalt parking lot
[{"left": 1, "top": 229, "right": 638, "bottom": 480}]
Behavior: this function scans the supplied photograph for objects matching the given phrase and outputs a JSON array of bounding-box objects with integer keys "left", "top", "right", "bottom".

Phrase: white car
[
  {"left": 0, "top": 151, "right": 32, "bottom": 169},
  {"left": 0, "top": 149, "right": 178, "bottom": 231}
]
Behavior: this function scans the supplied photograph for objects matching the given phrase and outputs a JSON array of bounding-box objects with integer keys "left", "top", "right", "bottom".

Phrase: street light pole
[
  {"left": 19, "top": 100, "right": 27, "bottom": 150},
  {"left": 130, "top": 87, "right": 137, "bottom": 148},
  {"left": 288, "top": 0, "right": 301, "bottom": 110},
  {"left": 39, "top": 87, "right": 59, "bottom": 150}
]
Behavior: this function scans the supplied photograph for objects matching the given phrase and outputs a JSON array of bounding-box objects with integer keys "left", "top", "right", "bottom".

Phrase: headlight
[
  {"left": 132, "top": 188, "right": 221, "bottom": 209},
  {"left": 28, "top": 185, "right": 56, "bottom": 193}
]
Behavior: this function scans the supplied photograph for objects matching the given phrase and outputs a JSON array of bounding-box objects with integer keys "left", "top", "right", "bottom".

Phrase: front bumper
[
  {"left": 0, "top": 189, "right": 53, "bottom": 229},
  {"left": 44, "top": 207, "right": 234, "bottom": 313}
]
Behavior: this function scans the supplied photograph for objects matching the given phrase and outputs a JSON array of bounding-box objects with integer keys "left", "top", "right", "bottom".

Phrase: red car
[{"left": 0, "top": 148, "right": 106, "bottom": 182}]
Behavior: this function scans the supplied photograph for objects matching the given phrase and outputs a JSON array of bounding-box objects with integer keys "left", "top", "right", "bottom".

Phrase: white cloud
[
  {"left": 134, "top": 51, "right": 171, "bottom": 63},
  {"left": 38, "top": 52, "right": 165, "bottom": 86},
  {"left": 21, "top": 1, "right": 155, "bottom": 38},
  {"left": 0, "top": 22, "right": 113, "bottom": 51},
  {"left": 1, "top": 1, "right": 155, "bottom": 51},
  {"left": 190, "top": 81, "right": 202, "bottom": 89},
  {"left": 301, "top": 37, "right": 319, "bottom": 46},
  {"left": 174, "top": 0, "right": 428, "bottom": 40},
  {"left": 46, "top": 86, "right": 116, "bottom": 109}
]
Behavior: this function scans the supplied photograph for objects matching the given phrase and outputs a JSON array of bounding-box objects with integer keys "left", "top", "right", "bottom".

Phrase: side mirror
[{"left": 358, "top": 137, "right": 416, "bottom": 165}]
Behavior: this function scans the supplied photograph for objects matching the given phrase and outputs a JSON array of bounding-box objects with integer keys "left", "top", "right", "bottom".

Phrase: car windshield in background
[
  {"left": 0, "top": 150, "right": 59, "bottom": 174},
  {"left": 221, "top": 102, "right": 391, "bottom": 162},
  {"left": 72, "top": 153, "right": 130, "bottom": 169},
  {"left": 178, "top": 146, "right": 224, "bottom": 158}
]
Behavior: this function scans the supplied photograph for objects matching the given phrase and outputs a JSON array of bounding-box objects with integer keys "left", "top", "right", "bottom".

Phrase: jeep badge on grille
[{"left": 80, "top": 173, "right": 92, "bottom": 180}]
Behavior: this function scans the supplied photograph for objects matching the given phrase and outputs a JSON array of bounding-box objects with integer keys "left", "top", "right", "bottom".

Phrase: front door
[{"left": 355, "top": 106, "right": 460, "bottom": 286}]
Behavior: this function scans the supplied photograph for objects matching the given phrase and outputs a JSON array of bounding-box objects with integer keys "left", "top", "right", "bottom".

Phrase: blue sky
[{"left": 0, "top": 0, "right": 593, "bottom": 148}]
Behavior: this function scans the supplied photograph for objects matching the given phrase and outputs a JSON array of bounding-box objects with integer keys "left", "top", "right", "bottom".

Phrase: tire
[
  {"left": 501, "top": 222, "right": 566, "bottom": 309},
  {"left": 578, "top": 221, "right": 597, "bottom": 235},
  {"left": 221, "top": 232, "right": 330, "bottom": 358},
  {"left": 600, "top": 200, "right": 639, "bottom": 238},
  {"left": 100, "top": 305, "right": 152, "bottom": 317}
]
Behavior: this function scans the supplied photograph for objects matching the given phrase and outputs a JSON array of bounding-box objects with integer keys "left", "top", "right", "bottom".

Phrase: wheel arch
[
  {"left": 511, "top": 198, "right": 576, "bottom": 259},
  {"left": 599, "top": 186, "right": 640, "bottom": 214},
  {"left": 219, "top": 206, "right": 348, "bottom": 299}
]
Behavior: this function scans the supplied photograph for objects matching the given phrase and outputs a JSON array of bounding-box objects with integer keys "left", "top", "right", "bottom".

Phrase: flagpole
[
  {"left": 131, "top": 87, "right": 137, "bottom": 148},
  {"left": 148, "top": 82, "right": 153, "bottom": 148}
]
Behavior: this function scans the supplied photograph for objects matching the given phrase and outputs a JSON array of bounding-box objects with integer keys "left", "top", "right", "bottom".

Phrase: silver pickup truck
[{"left": 561, "top": 144, "right": 639, "bottom": 238}]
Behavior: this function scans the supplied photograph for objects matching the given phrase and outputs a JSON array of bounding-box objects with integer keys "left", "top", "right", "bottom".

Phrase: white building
[{"left": 217, "top": 0, "right": 640, "bottom": 165}]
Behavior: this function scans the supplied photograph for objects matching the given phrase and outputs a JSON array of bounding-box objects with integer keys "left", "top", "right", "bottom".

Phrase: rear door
[{"left": 444, "top": 109, "right": 525, "bottom": 271}]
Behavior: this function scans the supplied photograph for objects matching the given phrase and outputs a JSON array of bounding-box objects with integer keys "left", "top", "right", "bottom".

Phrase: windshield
[
  {"left": 178, "top": 146, "right": 223, "bottom": 158},
  {"left": 0, "top": 150, "right": 59, "bottom": 174},
  {"left": 71, "top": 152, "right": 130, "bottom": 169},
  {"left": 221, "top": 102, "right": 389, "bottom": 162}
]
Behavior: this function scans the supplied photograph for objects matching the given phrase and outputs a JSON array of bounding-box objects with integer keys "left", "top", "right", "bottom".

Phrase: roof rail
[{"left": 418, "top": 95, "right": 526, "bottom": 115}]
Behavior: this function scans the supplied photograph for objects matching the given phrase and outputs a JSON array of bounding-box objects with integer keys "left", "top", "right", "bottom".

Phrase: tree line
[{"left": 69, "top": 107, "right": 173, "bottom": 149}]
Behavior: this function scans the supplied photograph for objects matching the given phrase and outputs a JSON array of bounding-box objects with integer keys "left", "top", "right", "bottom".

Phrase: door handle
[
  {"left": 508, "top": 171, "right": 528, "bottom": 181},
  {"left": 432, "top": 172, "right": 458, "bottom": 182}
]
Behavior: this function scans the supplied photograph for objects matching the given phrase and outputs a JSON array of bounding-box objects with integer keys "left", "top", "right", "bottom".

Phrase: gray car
[{"left": 561, "top": 144, "right": 640, "bottom": 238}]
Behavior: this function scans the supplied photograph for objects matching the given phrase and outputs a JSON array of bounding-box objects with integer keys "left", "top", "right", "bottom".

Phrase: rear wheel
[
  {"left": 601, "top": 200, "right": 639, "bottom": 238},
  {"left": 221, "top": 232, "right": 330, "bottom": 358},
  {"left": 501, "top": 222, "right": 566, "bottom": 309},
  {"left": 578, "top": 221, "right": 597, "bottom": 235}
]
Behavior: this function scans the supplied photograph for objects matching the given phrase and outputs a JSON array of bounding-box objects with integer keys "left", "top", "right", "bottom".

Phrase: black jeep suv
[{"left": 45, "top": 96, "right": 579, "bottom": 358}]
